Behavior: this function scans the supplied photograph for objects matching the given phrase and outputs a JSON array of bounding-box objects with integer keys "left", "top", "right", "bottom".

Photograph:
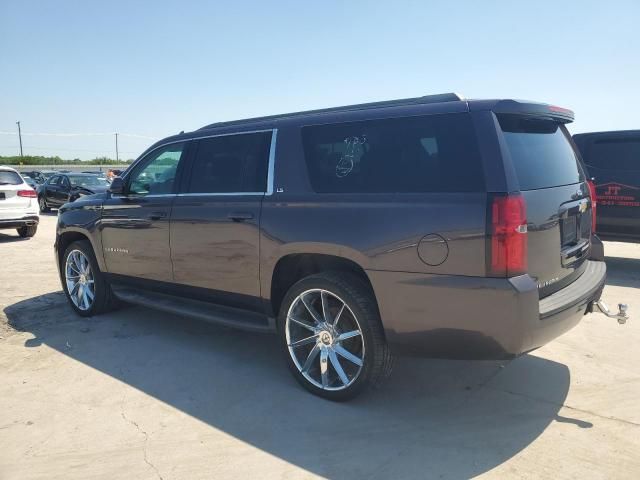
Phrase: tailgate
[{"left": 498, "top": 114, "right": 591, "bottom": 298}]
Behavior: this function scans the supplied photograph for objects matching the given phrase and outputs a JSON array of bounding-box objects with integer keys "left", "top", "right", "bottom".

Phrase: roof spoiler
[{"left": 492, "top": 99, "right": 574, "bottom": 123}]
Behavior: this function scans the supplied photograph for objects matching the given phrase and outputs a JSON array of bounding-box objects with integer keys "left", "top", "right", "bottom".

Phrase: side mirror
[{"left": 109, "top": 176, "right": 125, "bottom": 195}]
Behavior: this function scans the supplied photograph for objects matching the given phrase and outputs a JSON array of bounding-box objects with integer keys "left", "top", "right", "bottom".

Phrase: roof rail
[{"left": 198, "top": 92, "right": 465, "bottom": 130}]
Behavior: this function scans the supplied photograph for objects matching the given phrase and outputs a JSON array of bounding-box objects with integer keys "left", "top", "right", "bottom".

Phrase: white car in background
[{"left": 0, "top": 166, "right": 39, "bottom": 238}]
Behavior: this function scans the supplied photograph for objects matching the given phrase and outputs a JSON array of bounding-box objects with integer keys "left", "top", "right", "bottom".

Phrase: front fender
[{"left": 56, "top": 196, "right": 106, "bottom": 271}]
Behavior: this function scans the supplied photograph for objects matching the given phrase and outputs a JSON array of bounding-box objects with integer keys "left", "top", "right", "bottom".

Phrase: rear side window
[
  {"left": 301, "top": 113, "right": 484, "bottom": 193},
  {"left": 186, "top": 131, "right": 272, "bottom": 194},
  {"left": 583, "top": 138, "right": 640, "bottom": 172},
  {"left": 498, "top": 115, "right": 584, "bottom": 190},
  {"left": 0, "top": 171, "right": 22, "bottom": 185}
]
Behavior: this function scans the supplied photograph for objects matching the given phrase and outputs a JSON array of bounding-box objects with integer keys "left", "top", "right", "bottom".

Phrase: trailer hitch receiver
[{"left": 591, "top": 300, "right": 628, "bottom": 325}]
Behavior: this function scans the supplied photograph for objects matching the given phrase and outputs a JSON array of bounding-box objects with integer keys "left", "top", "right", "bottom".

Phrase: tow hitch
[{"left": 591, "top": 300, "right": 629, "bottom": 325}]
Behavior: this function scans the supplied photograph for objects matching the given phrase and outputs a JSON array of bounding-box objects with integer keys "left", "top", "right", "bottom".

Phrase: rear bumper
[
  {"left": 367, "top": 260, "right": 606, "bottom": 359},
  {"left": 0, "top": 215, "right": 39, "bottom": 229}
]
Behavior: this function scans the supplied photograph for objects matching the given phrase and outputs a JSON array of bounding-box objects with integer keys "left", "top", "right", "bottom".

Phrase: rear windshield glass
[
  {"left": 0, "top": 171, "right": 23, "bottom": 185},
  {"left": 302, "top": 113, "right": 484, "bottom": 193},
  {"left": 583, "top": 138, "right": 640, "bottom": 172},
  {"left": 498, "top": 115, "right": 584, "bottom": 190}
]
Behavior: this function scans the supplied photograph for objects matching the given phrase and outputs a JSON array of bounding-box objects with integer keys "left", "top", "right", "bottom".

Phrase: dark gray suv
[{"left": 54, "top": 93, "right": 628, "bottom": 400}]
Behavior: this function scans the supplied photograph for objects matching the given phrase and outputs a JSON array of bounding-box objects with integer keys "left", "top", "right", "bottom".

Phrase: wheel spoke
[
  {"left": 333, "top": 304, "right": 345, "bottom": 328},
  {"left": 320, "top": 348, "right": 329, "bottom": 388},
  {"left": 301, "top": 344, "right": 321, "bottom": 373},
  {"left": 335, "top": 345, "right": 363, "bottom": 366},
  {"left": 301, "top": 294, "right": 323, "bottom": 325},
  {"left": 329, "top": 349, "right": 349, "bottom": 386},
  {"left": 69, "top": 281, "right": 80, "bottom": 295},
  {"left": 321, "top": 291, "right": 331, "bottom": 323},
  {"left": 85, "top": 287, "right": 95, "bottom": 301},
  {"left": 76, "top": 285, "right": 84, "bottom": 307},
  {"left": 68, "top": 263, "right": 81, "bottom": 275},
  {"left": 288, "top": 334, "right": 319, "bottom": 348},
  {"left": 288, "top": 315, "right": 316, "bottom": 332},
  {"left": 337, "top": 330, "right": 361, "bottom": 342}
]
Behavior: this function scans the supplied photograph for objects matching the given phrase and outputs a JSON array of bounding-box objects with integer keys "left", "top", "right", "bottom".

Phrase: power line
[{"left": 0, "top": 131, "right": 157, "bottom": 140}]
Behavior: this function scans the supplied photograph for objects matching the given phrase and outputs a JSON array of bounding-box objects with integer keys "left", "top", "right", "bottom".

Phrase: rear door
[
  {"left": 497, "top": 114, "right": 590, "bottom": 298},
  {"left": 43, "top": 175, "right": 61, "bottom": 205},
  {"left": 169, "top": 130, "right": 273, "bottom": 311},
  {"left": 574, "top": 133, "right": 640, "bottom": 239}
]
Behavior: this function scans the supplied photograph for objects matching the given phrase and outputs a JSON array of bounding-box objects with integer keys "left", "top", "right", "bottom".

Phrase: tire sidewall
[{"left": 277, "top": 274, "right": 381, "bottom": 401}]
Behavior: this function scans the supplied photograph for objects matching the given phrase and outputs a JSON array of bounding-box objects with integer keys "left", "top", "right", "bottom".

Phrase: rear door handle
[
  {"left": 228, "top": 211, "right": 254, "bottom": 221},
  {"left": 148, "top": 211, "right": 167, "bottom": 220}
]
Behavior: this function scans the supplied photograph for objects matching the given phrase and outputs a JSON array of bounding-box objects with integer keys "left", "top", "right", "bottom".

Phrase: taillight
[
  {"left": 587, "top": 179, "right": 597, "bottom": 234},
  {"left": 17, "top": 189, "right": 37, "bottom": 198},
  {"left": 488, "top": 194, "right": 528, "bottom": 277}
]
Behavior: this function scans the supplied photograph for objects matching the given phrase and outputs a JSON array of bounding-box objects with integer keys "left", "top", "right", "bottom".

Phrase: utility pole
[
  {"left": 16, "top": 121, "right": 23, "bottom": 158},
  {"left": 115, "top": 132, "right": 119, "bottom": 162}
]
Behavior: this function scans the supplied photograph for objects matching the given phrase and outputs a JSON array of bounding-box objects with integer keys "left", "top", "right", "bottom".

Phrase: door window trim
[{"left": 121, "top": 128, "right": 278, "bottom": 198}]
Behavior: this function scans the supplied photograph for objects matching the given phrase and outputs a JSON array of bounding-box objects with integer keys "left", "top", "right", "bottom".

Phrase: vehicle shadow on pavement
[
  {"left": 0, "top": 232, "right": 31, "bottom": 243},
  {"left": 4, "top": 291, "right": 581, "bottom": 480}
]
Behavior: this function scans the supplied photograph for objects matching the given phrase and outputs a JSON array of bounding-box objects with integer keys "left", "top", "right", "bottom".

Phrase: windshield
[
  {"left": 69, "top": 175, "right": 109, "bottom": 188},
  {"left": 0, "top": 171, "right": 23, "bottom": 185},
  {"left": 498, "top": 115, "right": 584, "bottom": 190}
]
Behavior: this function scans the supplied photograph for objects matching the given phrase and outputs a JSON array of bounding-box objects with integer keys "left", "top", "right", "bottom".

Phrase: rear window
[
  {"left": 0, "top": 171, "right": 23, "bottom": 185},
  {"left": 499, "top": 115, "right": 584, "bottom": 190},
  {"left": 301, "top": 113, "right": 484, "bottom": 193},
  {"left": 583, "top": 137, "right": 640, "bottom": 172}
]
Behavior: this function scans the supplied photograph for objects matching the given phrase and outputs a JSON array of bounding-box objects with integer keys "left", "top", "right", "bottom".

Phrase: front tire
[
  {"left": 62, "top": 240, "right": 118, "bottom": 317},
  {"left": 278, "top": 272, "right": 393, "bottom": 401},
  {"left": 17, "top": 225, "right": 37, "bottom": 238}
]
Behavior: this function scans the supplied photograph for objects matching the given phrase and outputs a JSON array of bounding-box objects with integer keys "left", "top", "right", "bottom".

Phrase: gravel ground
[{"left": 1, "top": 214, "right": 639, "bottom": 479}]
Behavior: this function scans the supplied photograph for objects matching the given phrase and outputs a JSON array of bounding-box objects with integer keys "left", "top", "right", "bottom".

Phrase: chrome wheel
[
  {"left": 286, "top": 289, "right": 365, "bottom": 391},
  {"left": 65, "top": 249, "right": 95, "bottom": 311}
]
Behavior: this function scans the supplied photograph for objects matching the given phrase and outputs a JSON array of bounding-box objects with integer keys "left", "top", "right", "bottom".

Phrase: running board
[{"left": 111, "top": 285, "right": 275, "bottom": 333}]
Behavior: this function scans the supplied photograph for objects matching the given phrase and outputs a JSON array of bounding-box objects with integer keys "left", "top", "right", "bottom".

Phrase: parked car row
[
  {"left": 54, "top": 93, "right": 630, "bottom": 400},
  {"left": 37, "top": 173, "right": 110, "bottom": 212},
  {"left": 0, "top": 167, "right": 114, "bottom": 238}
]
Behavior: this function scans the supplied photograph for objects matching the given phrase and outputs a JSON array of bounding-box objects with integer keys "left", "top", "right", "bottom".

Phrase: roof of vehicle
[
  {"left": 59, "top": 172, "right": 106, "bottom": 177},
  {"left": 138, "top": 93, "right": 575, "bottom": 159},
  {"left": 0, "top": 165, "right": 19, "bottom": 172},
  {"left": 573, "top": 129, "right": 640, "bottom": 139}
]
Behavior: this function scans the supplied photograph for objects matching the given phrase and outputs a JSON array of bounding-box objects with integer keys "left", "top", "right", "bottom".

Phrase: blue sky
[{"left": 1, "top": 0, "right": 639, "bottom": 160}]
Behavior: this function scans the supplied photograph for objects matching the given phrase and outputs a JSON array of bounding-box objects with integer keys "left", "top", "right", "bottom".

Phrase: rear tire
[
  {"left": 17, "top": 225, "right": 37, "bottom": 238},
  {"left": 62, "top": 240, "right": 118, "bottom": 317},
  {"left": 277, "top": 271, "right": 393, "bottom": 401},
  {"left": 39, "top": 196, "right": 50, "bottom": 213}
]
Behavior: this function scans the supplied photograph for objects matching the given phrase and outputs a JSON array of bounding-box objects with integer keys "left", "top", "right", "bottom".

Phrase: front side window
[
  {"left": 69, "top": 175, "right": 110, "bottom": 188},
  {"left": 49, "top": 176, "right": 61, "bottom": 186},
  {"left": 186, "top": 131, "right": 272, "bottom": 194},
  {"left": 129, "top": 143, "right": 185, "bottom": 195},
  {"left": 301, "top": 114, "right": 484, "bottom": 193}
]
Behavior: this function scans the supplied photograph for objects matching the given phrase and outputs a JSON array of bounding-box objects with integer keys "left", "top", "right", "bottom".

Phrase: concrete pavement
[{"left": 1, "top": 214, "right": 639, "bottom": 479}]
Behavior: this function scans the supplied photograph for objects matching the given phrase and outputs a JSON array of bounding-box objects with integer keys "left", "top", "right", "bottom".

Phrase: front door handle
[
  {"left": 148, "top": 211, "right": 167, "bottom": 220},
  {"left": 228, "top": 212, "right": 254, "bottom": 222}
]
